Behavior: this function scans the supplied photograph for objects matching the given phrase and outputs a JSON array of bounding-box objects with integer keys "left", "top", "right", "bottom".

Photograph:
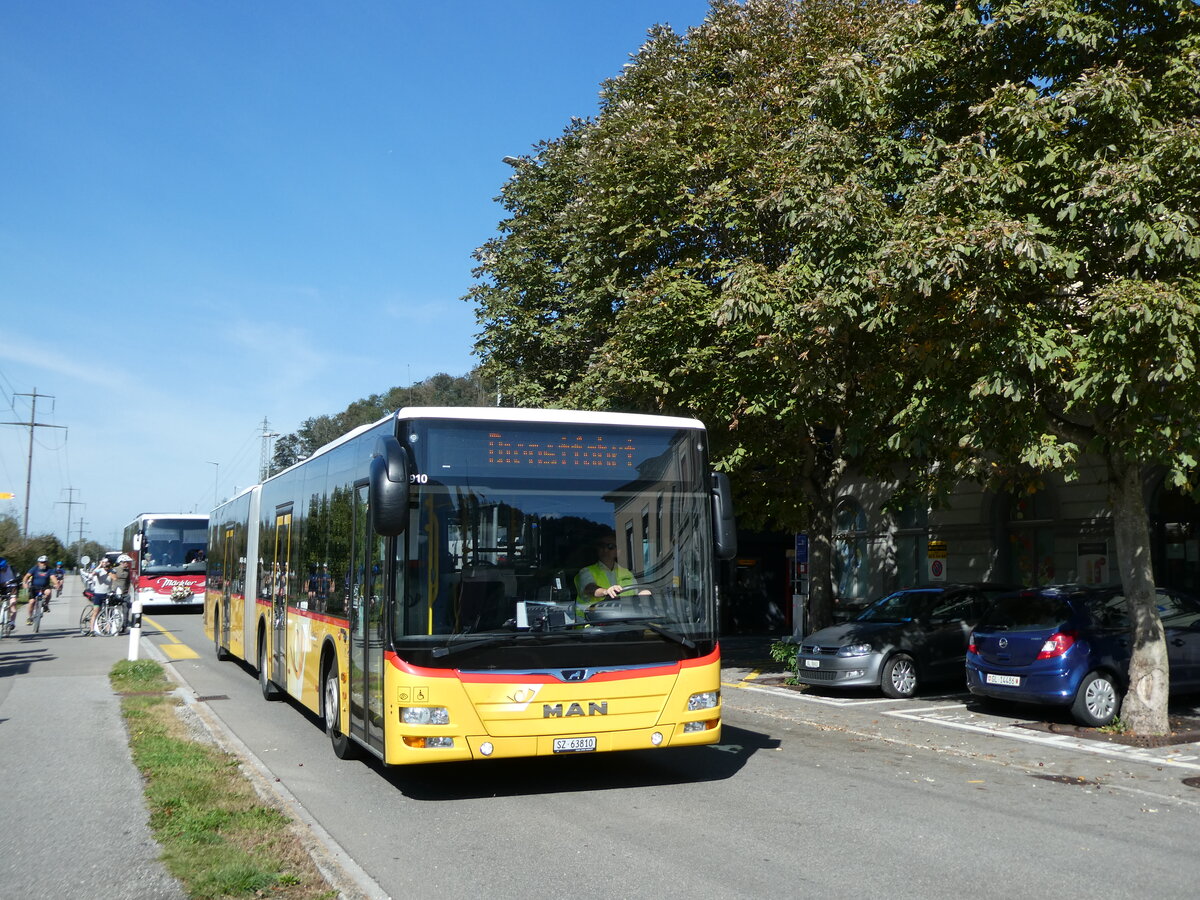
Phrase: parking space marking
[{"left": 886, "top": 704, "right": 1200, "bottom": 772}]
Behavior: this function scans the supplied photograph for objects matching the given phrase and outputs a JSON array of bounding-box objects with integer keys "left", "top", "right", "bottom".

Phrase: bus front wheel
[
  {"left": 258, "top": 633, "right": 280, "bottom": 701},
  {"left": 324, "top": 658, "right": 355, "bottom": 759}
]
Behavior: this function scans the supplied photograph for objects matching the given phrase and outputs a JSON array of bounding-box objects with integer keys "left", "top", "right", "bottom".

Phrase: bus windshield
[
  {"left": 392, "top": 420, "right": 716, "bottom": 669},
  {"left": 140, "top": 517, "right": 208, "bottom": 575}
]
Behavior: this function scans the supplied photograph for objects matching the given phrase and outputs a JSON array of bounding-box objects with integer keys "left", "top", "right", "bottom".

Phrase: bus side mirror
[
  {"left": 369, "top": 436, "right": 410, "bottom": 536},
  {"left": 711, "top": 472, "right": 737, "bottom": 561},
  {"left": 133, "top": 534, "right": 143, "bottom": 551}
]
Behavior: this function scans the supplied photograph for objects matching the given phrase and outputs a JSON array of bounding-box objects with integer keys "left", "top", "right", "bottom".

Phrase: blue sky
[{"left": 0, "top": 0, "right": 714, "bottom": 548}]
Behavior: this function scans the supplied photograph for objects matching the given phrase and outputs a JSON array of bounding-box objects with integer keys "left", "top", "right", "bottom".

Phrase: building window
[
  {"left": 1153, "top": 485, "right": 1200, "bottom": 594},
  {"left": 893, "top": 504, "right": 929, "bottom": 588},
  {"left": 1006, "top": 491, "right": 1056, "bottom": 586},
  {"left": 835, "top": 499, "right": 870, "bottom": 600}
]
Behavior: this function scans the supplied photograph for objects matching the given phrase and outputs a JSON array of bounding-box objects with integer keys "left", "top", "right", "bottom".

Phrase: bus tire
[
  {"left": 323, "top": 656, "right": 355, "bottom": 760},
  {"left": 258, "top": 631, "right": 280, "bottom": 701},
  {"left": 213, "top": 610, "right": 229, "bottom": 661}
]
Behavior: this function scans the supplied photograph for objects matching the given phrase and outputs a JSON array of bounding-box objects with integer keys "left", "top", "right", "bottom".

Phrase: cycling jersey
[{"left": 26, "top": 566, "right": 53, "bottom": 589}]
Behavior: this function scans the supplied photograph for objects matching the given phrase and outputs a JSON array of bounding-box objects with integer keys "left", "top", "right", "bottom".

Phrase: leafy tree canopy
[{"left": 468, "top": 0, "right": 1200, "bottom": 730}]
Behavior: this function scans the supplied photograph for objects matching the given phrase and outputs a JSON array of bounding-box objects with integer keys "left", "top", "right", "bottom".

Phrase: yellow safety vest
[{"left": 576, "top": 563, "right": 635, "bottom": 607}]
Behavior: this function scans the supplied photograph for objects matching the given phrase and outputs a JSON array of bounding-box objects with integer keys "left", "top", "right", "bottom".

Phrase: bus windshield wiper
[
  {"left": 431, "top": 633, "right": 514, "bottom": 659},
  {"left": 430, "top": 630, "right": 562, "bottom": 658},
  {"left": 586, "top": 617, "right": 696, "bottom": 650}
]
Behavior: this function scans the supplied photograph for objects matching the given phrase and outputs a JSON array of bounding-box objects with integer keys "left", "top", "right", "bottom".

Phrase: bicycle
[
  {"left": 79, "top": 590, "right": 126, "bottom": 636},
  {"left": 0, "top": 582, "right": 17, "bottom": 637},
  {"left": 28, "top": 586, "right": 52, "bottom": 634}
]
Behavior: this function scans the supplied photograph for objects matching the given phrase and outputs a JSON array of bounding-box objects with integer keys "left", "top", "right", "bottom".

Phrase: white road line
[{"left": 886, "top": 707, "right": 1200, "bottom": 772}]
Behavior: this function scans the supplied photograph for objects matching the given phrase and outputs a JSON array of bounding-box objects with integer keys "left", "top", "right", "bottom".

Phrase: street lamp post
[{"left": 207, "top": 461, "right": 219, "bottom": 508}]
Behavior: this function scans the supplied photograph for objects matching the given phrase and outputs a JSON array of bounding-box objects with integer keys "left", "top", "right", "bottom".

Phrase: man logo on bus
[{"left": 544, "top": 701, "right": 608, "bottom": 717}]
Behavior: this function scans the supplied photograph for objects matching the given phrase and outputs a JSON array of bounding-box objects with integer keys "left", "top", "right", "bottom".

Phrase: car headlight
[
  {"left": 400, "top": 706, "right": 450, "bottom": 725},
  {"left": 688, "top": 690, "right": 719, "bottom": 711},
  {"left": 838, "top": 643, "right": 873, "bottom": 657}
]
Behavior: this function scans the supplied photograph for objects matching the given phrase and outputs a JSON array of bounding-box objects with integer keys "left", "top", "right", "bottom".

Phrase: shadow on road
[{"left": 371, "top": 723, "right": 778, "bottom": 800}]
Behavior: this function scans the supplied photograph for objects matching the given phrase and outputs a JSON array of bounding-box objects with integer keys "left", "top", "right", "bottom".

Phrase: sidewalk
[{"left": 0, "top": 578, "right": 186, "bottom": 899}]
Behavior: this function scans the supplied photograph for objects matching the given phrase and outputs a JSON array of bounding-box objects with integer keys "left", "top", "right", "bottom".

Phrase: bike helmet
[
  {"left": 117, "top": 554, "right": 132, "bottom": 563},
  {"left": 37, "top": 555, "right": 48, "bottom": 563},
  {"left": 56, "top": 560, "right": 63, "bottom": 566}
]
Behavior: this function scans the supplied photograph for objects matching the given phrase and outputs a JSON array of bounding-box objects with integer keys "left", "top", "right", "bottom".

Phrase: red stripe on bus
[{"left": 384, "top": 646, "right": 718, "bottom": 681}]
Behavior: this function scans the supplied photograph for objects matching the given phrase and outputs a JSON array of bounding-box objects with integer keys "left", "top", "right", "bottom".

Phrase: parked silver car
[{"left": 795, "top": 584, "right": 994, "bottom": 697}]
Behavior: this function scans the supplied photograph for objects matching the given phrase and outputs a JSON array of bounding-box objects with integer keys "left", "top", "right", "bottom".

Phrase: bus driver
[{"left": 575, "top": 532, "right": 636, "bottom": 613}]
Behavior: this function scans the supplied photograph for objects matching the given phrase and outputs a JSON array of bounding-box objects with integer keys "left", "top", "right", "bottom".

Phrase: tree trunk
[
  {"left": 807, "top": 499, "right": 835, "bottom": 633},
  {"left": 1110, "top": 460, "right": 1169, "bottom": 735}
]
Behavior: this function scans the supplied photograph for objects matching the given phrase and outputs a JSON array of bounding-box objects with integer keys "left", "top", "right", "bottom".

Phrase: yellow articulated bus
[{"left": 205, "top": 407, "right": 736, "bottom": 765}]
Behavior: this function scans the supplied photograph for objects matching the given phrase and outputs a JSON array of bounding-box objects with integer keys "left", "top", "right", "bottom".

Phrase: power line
[{"left": 1, "top": 388, "right": 68, "bottom": 537}]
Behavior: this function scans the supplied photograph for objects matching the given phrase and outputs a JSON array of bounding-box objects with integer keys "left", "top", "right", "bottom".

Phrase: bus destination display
[{"left": 485, "top": 431, "right": 638, "bottom": 470}]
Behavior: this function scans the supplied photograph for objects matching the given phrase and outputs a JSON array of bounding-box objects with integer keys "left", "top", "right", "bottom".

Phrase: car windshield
[{"left": 855, "top": 590, "right": 941, "bottom": 624}]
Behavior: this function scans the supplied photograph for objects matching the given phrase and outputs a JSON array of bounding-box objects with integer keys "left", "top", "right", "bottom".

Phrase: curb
[{"left": 140, "top": 638, "right": 391, "bottom": 900}]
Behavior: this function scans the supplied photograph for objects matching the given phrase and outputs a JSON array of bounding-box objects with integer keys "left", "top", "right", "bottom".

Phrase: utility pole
[
  {"left": 259, "top": 416, "right": 280, "bottom": 482},
  {"left": 207, "top": 461, "right": 219, "bottom": 507},
  {"left": 76, "top": 519, "right": 88, "bottom": 554},
  {"left": 1, "top": 388, "right": 68, "bottom": 537},
  {"left": 57, "top": 488, "right": 83, "bottom": 549}
]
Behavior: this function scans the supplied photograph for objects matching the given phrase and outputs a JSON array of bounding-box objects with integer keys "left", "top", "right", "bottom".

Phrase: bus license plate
[
  {"left": 985, "top": 673, "right": 1021, "bottom": 686},
  {"left": 553, "top": 737, "right": 597, "bottom": 753}
]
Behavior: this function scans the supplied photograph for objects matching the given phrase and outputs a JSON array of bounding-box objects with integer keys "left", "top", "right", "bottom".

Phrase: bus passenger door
[
  {"left": 271, "top": 509, "right": 292, "bottom": 690},
  {"left": 220, "top": 526, "right": 234, "bottom": 648},
  {"left": 349, "top": 483, "right": 386, "bottom": 753}
]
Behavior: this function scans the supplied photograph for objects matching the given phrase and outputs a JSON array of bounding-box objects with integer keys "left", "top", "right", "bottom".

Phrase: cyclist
[
  {"left": 23, "top": 555, "right": 58, "bottom": 624},
  {"left": 53, "top": 560, "right": 67, "bottom": 597},
  {"left": 0, "top": 556, "right": 19, "bottom": 634},
  {"left": 85, "top": 557, "right": 115, "bottom": 635},
  {"left": 113, "top": 554, "right": 134, "bottom": 634}
]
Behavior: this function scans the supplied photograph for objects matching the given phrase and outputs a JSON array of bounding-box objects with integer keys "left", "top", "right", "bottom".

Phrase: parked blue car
[{"left": 965, "top": 585, "right": 1200, "bottom": 726}]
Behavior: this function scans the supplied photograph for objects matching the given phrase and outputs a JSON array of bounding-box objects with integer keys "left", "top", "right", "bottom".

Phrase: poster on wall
[{"left": 1077, "top": 541, "right": 1109, "bottom": 585}]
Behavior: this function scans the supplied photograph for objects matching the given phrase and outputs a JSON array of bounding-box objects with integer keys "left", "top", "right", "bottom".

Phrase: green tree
[
  {"left": 469, "top": 0, "right": 1200, "bottom": 733},
  {"left": 469, "top": 0, "right": 907, "bottom": 629},
  {"left": 852, "top": 0, "right": 1200, "bottom": 734}
]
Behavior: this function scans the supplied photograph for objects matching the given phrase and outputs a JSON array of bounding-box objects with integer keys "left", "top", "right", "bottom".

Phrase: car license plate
[
  {"left": 553, "top": 736, "right": 596, "bottom": 753},
  {"left": 985, "top": 673, "right": 1021, "bottom": 686},
  {"left": 805, "top": 659, "right": 820, "bottom": 668}
]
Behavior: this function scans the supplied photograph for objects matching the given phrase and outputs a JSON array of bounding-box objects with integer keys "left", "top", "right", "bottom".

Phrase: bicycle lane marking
[
  {"left": 887, "top": 704, "right": 1200, "bottom": 772},
  {"left": 142, "top": 615, "right": 200, "bottom": 660}
]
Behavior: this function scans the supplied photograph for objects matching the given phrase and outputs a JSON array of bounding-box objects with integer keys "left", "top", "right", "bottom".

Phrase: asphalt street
[{"left": 4, "top": 584, "right": 1200, "bottom": 899}]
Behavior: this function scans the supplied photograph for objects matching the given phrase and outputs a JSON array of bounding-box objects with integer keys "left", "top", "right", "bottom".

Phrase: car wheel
[
  {"left": 1071, "top": 671, "right": 1119, "bottom": 727},
  {"left": 881, "top": 653, "right": 918, "bottom": 698}
]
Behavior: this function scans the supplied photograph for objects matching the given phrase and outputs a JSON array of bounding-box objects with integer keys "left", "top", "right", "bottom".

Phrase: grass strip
[{"left": 110, "top": 659, "right": 337, "bottom": 899}]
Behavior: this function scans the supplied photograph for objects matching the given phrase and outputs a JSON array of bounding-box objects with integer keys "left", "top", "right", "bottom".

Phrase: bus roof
[
  {"left": 130, "top": 513, "right": 209, "bottom": 521},
  {"left": 392, "top": 406, "right": 706, "bottom": 431},
  {"left": 229, "top": 407, "right": 709, "bottom": 503}
]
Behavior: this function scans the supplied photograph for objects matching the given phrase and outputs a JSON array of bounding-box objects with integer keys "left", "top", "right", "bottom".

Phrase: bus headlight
[
  {"left": 687, "top": 690, "right": 719, "bottom": 712},
  {"left": 400, "top": 706, "right": 450, "bottom": 725}
]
